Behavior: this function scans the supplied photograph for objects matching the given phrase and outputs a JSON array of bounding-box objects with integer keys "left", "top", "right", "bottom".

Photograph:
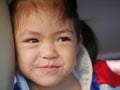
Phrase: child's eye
[
  {"left": 27, "top": 38, "right": 39, "bottom": 43},
  {"left": 58, "top": 37, "right": 71, "bottom": 42}
]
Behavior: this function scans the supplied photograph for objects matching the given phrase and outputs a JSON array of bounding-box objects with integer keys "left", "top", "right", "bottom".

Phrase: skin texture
[{"left": 15, "top": 11, "right": 82, "bottom": 90}]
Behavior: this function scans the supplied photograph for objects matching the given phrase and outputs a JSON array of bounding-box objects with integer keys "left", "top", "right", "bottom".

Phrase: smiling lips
[{"left": 38, "top": 65, "right": 60, "bottom": 73}]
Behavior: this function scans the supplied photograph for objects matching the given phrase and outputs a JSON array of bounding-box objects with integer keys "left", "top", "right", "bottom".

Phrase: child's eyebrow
[
  {"left": 53, "top": 29, "right": 75, "bottom": 35},
  {"left": 20, "top": 30, "right": 41, "bottom": 36},
  {"left": 20, "top": 29, "right": 75, "bottom": 36}
]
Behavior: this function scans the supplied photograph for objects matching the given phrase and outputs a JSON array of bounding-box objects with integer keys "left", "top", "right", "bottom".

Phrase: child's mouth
[{"left": 38, "top": 65, "right": 60, "bottom": 73}]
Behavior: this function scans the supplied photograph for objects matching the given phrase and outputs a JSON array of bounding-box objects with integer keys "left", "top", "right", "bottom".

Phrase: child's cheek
[
  {"left": 17, "top": 47, "right": 38, "bottom": 64},
  {"left": 57, "top": 42, "right": 77, "bottom": 64},
  {"left": 17, "top": 47, "right": 38, "bottom": 74}
]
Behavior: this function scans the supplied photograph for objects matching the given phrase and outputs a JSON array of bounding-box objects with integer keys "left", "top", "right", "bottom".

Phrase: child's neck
[{"left": 29, "top": 73, "right": 81, "bottom": 90}]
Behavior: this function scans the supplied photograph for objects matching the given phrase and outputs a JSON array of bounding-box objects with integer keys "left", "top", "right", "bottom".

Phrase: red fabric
[{"left": 93, "top": 60, "right": 120, "bottom": 88}]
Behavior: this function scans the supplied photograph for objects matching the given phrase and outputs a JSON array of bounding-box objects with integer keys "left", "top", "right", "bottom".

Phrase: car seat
[{"left": 0, "top": 0, "right": 15, "bottom": 90}]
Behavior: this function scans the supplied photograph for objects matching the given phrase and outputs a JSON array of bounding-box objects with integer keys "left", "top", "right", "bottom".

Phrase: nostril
[
  {"left": 40, "top": 49, "right": 58, "bottom": 59},
  {"left": 43, "top": 53, "right": 58, "bottom": 59},
  {"left": 39, "top": 42, "right": 58, "bottom": 59}
]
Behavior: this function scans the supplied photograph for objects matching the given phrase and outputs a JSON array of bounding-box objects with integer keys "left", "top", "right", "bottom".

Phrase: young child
[
  {"left": 10, "top": 0, "right": 86, "bottom": 90},
  {"left": 9, "top": 0, "right": 120, "bottom": 90}
]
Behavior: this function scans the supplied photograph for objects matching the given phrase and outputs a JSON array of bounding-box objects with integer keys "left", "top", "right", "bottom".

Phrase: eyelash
[
  {"left": 57, "top": 37, "right": 71, "bottom": 42},
  {"left": 26, "top": 38, "right": 39, "bottom": 43}
]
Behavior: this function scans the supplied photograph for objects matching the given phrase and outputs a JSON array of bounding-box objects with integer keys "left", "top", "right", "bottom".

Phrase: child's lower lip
[{"left": 38, "top": 66, "right": 59, "bottom": 73}]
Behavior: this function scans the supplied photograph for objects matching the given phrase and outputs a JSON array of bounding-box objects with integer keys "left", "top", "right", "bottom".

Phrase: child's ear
[{"left": 77, "top": 35, "right": 83, "bottom": 53}]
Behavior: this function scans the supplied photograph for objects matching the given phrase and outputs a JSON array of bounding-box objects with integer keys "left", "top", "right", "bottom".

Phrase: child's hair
[
  {"left": 9, "top": 0, "right": 98, "bottom": 63},
  {"left": 80, "top": 20, "right": 98, "bottom": 64}
]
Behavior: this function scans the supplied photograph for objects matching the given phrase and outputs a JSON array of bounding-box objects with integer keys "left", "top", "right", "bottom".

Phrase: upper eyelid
[
  {"left": 58, "top": 37, "right": 71, "bottom": 39},
  {"left": 57, "top": 34, "right": 73, "bottom": 39},
  {"left": 57, "top": 37, "right": 71, "bottom": 42},
  {"left": 23, "top": 38, "right": 39, "bottom": 42}
]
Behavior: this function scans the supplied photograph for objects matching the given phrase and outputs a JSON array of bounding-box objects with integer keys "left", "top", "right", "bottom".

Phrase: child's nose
[{"left": 39, "top": 42, "right": 58, "bottom": 60}]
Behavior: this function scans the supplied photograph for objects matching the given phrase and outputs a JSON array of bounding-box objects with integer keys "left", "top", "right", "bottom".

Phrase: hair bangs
[{"left": 10, "top": 0, "right": 78, "bottom": 30}]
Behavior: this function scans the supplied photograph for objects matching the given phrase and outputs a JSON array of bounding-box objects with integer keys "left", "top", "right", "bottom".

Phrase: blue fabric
[
  {"left": 14, "top": 83, "right": 20, "bottom": 90},
  {"left": 91, "top": 73, "right": 100, "bottom": 90}
]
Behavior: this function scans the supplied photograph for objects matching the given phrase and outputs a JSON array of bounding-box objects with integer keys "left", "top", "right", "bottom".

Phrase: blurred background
[{"left": 77, "top": 0, "right": 120, "bottom": 59}]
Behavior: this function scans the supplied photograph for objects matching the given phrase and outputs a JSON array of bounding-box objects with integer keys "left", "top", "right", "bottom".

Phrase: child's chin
[{"left": 38, "top": 78, "right": 61, "bottom": 88}]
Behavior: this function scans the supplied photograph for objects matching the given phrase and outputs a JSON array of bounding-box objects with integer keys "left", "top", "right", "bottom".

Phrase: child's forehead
[
  {"left": 15, "top": 11, "right": 74, "bottom": 35},
  {"left": 19, "top": 10, "right": 73, "bottom": 27},
  {"left": 15, "top": 12, "right": 75, "bottom": 38}
]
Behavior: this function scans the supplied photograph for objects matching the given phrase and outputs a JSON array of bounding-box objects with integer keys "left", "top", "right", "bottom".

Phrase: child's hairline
[
  {"left": 12, "top": 3, "right": 73, "bottom": 31},
  {"left": 11, "top": 0, "right": 81, "bottom": 43},
  {"left": 13, "top": 9, "right": 75, "bottom": 32}
]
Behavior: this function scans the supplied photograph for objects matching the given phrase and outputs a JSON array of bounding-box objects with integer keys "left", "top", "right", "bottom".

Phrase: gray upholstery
[{"left": 0, "top": 1, "right": 15, "bottom": 90}]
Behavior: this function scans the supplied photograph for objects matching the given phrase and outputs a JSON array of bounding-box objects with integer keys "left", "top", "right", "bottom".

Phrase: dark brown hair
[{"left": 80, "top": 20, "right": 98, "bottom": 63}]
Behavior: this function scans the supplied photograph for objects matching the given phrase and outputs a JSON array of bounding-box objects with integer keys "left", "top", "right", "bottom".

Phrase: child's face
[{"left": 15, "top": 12, "right": 81, "bottom": 87}]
